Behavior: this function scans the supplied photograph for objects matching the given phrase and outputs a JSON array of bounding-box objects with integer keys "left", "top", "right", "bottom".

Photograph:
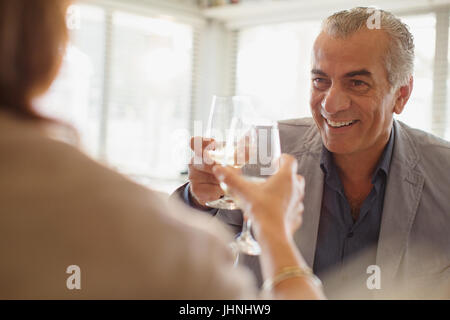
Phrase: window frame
[{"left": 74, "top": 0, "right": 205, "bottom": 169}]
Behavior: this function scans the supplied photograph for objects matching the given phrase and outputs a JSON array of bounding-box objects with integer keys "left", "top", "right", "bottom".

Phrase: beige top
[{"left": 0, "top": 110, "right": 256, "bottom": 299}]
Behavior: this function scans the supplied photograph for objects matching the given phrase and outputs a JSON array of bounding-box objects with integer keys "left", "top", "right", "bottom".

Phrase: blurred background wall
[{"left": 36, "top": 0, "right": 450, "bottom": 193}]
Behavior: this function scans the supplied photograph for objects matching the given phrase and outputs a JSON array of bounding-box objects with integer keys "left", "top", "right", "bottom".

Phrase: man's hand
[
  {"left": 211, "top": 154, "right": 305, "bottom": 239},
  {"left": 188, "top": 137, "right": 224, "bottom": 209}
]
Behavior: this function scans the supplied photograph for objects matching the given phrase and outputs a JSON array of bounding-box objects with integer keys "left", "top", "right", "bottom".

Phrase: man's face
[{"left": 310, "top": 29, "right": 398, "bottom": 155}]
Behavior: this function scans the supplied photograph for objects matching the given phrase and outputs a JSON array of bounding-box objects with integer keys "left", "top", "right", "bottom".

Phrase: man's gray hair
[{"left": 322, "top": 7, "right": 415, "bottom": 89}]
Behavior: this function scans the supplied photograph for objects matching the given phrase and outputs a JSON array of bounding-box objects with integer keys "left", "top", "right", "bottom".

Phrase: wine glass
[
  {"left": 232, "top": 120, "right": 281, "bottom": 256},
  {"left": 204, "top": 96, "right": 254, "bottom": 210},
  {"left": 204, "top": 96, "right": 281, "bottom": 256}
]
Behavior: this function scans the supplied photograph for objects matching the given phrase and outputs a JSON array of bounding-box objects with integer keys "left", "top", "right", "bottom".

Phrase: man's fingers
[
  {"left": 190, "top": 136, "right": 215, "bottom": 151},
  {"left": 190, "top": 184, "right": 224, "bottom": 204},
  {"left": 188, "top": 161, "right": 215, "bottom": 174},
  {"left": 190, "top": 136, "right": 215, "bottom": 155},
  {"left": 189, "top": 168, "right": 220, "bottom": 184},
  {"left": 190, "top": 137, "right": 219, "bottom": 166}
]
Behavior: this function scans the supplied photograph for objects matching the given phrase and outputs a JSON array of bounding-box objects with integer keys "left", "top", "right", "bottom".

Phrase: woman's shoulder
[{"left": 0, "top": 110, "right": 256, "bottom": 299}]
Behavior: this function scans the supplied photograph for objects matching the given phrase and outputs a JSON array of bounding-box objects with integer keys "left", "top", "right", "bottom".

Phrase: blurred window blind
[
  {"left": 236, "top": 20, "right": 321, "bottom": 121},
  {"left": 445, "top": 12, "right": 450, "bottom": 141},
  {"left": 396, "top": 14, "right": 436, "bottom": 134},
  {"left": 36, "top": 4, "right": 105, "bottom": 156},
  {"left": 106, "top": 11, "right": 193, "bottom": 179},
  {"left": 36, "top": 3, "right": 196, "bottom": 189},
  {"left": 431, "top": 10, "right": 449, "bottom": 139}
]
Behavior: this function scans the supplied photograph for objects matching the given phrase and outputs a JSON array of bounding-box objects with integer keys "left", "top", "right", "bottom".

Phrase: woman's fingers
[
  {"left": 287, "top": 201, "right": 304, "bottom": 235},
  {"left": 268, "top": 154, "right": 298, "bottom": 185},
  {"left": 280, "top": 154, "right": 298, "bottom": 176},
  {"left": 296, "top": 175, "right": 305, "bottom": 201},
  {"left": 212, "top": 165, "right": 253, "bottom": 202}
]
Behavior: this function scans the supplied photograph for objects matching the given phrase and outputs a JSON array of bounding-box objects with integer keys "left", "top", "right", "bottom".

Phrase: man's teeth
[{"left": 326, "top": 119, "right": 356, "bottom": 128}]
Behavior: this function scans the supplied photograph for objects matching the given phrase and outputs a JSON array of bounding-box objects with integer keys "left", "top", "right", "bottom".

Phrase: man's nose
[{"left": 321, "top": 85, "right": 351, "bottom": 114}]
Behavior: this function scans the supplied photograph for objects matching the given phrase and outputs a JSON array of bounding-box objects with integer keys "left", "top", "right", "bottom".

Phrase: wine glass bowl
[
  {"left": 203, "top": 95, "right": 281, "bottom": 256},
  {"left": 204, "top": 96, "right": 253, "bottom": 210}
]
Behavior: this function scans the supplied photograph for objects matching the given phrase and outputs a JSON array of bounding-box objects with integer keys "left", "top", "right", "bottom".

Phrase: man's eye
[
  {"left": 351, "top": 80, "right": 367, "bottom": 87},
  {"left": 313, "top": 78, "right": 330, "bottom": 89},
  {"left": 348, "top": 79, "right": 370, "bottom": 92}
]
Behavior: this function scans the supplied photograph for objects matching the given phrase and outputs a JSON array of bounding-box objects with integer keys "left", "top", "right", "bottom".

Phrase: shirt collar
[
  {"left": 371, "top": 125, "right": 395, "bottom": 183},
  {"left": 320, "top": 146, "right": 343, "bottom": 195},
  {"left": 320, "top": 124, "right": 395, "bottom": 188}
]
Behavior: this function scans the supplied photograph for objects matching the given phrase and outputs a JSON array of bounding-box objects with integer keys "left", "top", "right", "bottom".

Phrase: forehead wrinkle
[{"left": 312, "top": 30, "right": 389, "bottom": 81}]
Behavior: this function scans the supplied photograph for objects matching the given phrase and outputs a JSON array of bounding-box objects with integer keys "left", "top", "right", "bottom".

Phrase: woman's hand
[
  {"left": 213, "top": 154, "right": 325, "bottom": 300},
  {"left": 212, "top": 154, "right": 305, "bottom": 241}
]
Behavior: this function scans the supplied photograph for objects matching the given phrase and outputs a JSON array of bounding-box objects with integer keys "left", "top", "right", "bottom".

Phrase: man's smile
[{"left": 322, "top": 115, "right": 360, "bottom": 132}]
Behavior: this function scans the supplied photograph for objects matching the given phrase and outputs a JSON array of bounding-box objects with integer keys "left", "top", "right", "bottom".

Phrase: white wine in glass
[{"left": 204, "top": 96, "right": 253, "bottom": 210}]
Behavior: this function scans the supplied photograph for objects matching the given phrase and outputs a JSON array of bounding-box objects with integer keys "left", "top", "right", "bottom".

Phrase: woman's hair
[{"left": 0, "top": 0, "right": 70, "bottom": 121}]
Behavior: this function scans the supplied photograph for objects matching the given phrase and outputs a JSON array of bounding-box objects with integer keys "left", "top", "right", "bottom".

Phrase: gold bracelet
[{"left": 262, "top": 266, "right": 323, "bottom": 292}]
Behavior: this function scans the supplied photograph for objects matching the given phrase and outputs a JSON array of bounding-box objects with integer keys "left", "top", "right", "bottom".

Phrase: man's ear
[{"left": 393, "top": 76, "right": 413, "bottom": 115}]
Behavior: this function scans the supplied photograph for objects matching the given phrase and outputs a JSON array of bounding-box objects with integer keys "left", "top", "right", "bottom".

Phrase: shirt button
[{"left": 347, "top": 232, "right": 354, "bottom": 238}]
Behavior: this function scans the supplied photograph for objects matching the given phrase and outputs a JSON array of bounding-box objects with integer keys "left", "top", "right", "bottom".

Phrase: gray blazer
[
  {"left": 175, "top": 118, "right": 450, "bottom": 298},
  {"left": 280, "top": 118, "right": 450, "bottom": 298}
]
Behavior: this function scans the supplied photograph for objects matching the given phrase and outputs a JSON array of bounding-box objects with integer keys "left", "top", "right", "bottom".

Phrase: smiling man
[{"left": 173, "top": 7, "right": 450, "bottom": 299}]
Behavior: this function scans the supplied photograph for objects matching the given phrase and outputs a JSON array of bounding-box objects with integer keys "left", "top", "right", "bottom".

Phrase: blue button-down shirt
[{"left": 313, "top": 126, "right": 395, "bottom": 298}]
